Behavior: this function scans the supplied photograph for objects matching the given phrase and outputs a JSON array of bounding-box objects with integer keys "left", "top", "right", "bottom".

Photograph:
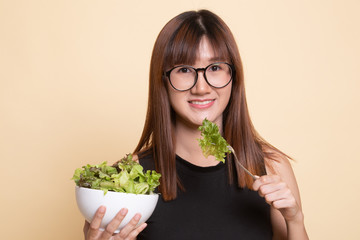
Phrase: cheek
[
  {"left": 168, "top": 89, "right": 185, "bottom": 111},
  {"left": 167, "top": 89, "right": 176, "bottom": 106},
  {"left": 220, "top": 85, "right": 232, "bottom": 106},
  {"left": 166, "top": 83, "right": 176, "bottom": 106}
]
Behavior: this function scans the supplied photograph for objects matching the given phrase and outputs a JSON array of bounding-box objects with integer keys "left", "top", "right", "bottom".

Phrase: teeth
[{"left": 191, "top": 100, "right": 213, "bottom": 105}]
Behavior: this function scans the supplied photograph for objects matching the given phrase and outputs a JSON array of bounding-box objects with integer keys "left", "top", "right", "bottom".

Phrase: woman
[{"left": 84, "top": 10, "right": 308, "bottom": 240}]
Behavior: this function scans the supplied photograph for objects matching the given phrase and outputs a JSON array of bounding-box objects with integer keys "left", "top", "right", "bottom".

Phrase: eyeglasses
[{"left": 165, "top": 62, "right": 234, "bottom": 91}]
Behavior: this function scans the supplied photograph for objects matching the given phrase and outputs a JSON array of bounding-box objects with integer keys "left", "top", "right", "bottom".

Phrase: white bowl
[{"left": 75, "top": 186, "right": 159, "bottom": 233}]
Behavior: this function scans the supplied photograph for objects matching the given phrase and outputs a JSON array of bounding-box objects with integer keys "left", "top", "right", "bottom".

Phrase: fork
[{"left": 227, "top": 145, "right": 258, "bottom": 180}]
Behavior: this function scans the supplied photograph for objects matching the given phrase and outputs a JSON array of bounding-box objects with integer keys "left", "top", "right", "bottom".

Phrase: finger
[
  {"left": 83, "top": 220, "right": 90, "bottom": 236},
  {"left": 90, "top": 206, "right": 106, "bottom": 229},
  {"left": 263, "top": 187, "right": 290, "bottom": 204},
  {"left": 253, "top": 175, "right": 280, "bottom": 191},
  {"left": 117, "top": 213, "right": 142, "bottom": 239},
  {"left": 102, "top": 208, "right": 128, "bottom": 238},
  {"left": 258, "top": 181, "right": 287, "bottom": 197},
  {"left": 118, "top": 223, "right": 147, "bottom": 240},
  {"left": 87, "top": 206, "right": 106, "bottom": 239},
  {"left": 272, "top": 197, "right": 297, "bottom": 210}
]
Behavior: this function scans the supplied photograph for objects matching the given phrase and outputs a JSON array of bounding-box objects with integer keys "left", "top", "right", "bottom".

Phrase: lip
[{"left": 188, "top": 99, "right": 215, "bottom": 109}]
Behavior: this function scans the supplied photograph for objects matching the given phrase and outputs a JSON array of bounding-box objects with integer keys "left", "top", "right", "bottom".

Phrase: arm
[{"left": 253, "top": 155, "right": 308, "bottom": 240}]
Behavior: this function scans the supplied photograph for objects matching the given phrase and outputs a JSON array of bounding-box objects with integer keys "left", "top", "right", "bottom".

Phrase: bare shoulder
[
  {"left": 265, "top": 151, "right": 301, "bottom": 204},
  {"left": 263, "top": 148, "right": 294, "bottom": 177},
  {"left": 264, "top": 149, "right": 300, "bottom": 202}
]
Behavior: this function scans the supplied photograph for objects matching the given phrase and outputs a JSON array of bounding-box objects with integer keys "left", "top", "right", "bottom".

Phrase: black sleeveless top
[{"left": 138, "top": 154, "right": 272, "bottom": 240}]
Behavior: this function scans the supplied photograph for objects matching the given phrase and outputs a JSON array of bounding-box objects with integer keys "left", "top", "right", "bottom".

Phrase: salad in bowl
[{"left": 72, "top": 154, "right": 161, "bottom": 232}]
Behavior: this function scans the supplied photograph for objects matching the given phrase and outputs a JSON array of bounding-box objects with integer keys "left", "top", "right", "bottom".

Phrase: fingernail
[
  {"left": 120, "top": 208, "right": 128, "bottom": 216},
  {"left": 134, "top": 213, "right": 141, "bottom": 221},
  {"left": 99, "top": 206, "right": 106, "bottom": 213}
]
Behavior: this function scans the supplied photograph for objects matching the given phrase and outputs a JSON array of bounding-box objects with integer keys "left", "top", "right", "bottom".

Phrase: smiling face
[{"left": 167, "top": 37, "right": 232, "bottom": 130}]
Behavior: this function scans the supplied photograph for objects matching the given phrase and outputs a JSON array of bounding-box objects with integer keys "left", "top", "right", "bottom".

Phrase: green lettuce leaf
[
  {"left": 198, "top": 118, "right": 231, "bottom": 163},
  {"left": 72, "top": 154, "right": 161, "bottom": 195}
]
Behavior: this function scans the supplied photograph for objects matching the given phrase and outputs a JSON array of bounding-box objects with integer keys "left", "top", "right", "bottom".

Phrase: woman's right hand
[{"left": 83, "top": 206, "right": 147, "bottom": 240}]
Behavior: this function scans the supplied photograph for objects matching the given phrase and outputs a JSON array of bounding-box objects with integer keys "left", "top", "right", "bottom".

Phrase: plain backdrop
[{"left": 1, "top": 0, "right": 359, "bottom": 239}]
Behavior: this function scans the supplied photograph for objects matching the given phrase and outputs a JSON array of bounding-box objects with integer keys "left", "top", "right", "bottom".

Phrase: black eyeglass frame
[{"left": 164, "top": 62, "right": 235, "bottom": 92}]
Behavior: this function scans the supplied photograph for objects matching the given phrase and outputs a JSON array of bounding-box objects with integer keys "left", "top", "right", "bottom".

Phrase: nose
[{"left": 190, "top": 70, "right": 211, "bottom": 95}]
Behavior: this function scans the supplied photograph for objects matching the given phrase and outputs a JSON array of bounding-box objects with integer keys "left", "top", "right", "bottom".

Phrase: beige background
[{"left": 1, "top": 0, "right": 359, "bottom": 239}]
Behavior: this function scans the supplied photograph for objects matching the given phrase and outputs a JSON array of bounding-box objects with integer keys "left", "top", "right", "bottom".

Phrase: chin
[
  {"left": 175, "top": 111, "right": 223, "bottom": 129},
  {"left": 194, "top": 115, "right": 222, "bottom": 127}
]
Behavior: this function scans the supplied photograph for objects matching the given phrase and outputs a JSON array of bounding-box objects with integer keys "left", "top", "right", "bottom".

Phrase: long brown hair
[{"left": 135, "top": 9, "right": 284, "bottom": 201}]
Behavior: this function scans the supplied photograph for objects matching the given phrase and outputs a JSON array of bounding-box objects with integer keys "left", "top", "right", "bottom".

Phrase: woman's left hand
[{"left": 253, "top": 175, "right": 302, "bottom": 223}]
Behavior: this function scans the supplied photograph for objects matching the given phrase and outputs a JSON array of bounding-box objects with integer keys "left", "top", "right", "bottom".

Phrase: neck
[{"left": 174, "top": 118, "right": 221, "bottom": 167}]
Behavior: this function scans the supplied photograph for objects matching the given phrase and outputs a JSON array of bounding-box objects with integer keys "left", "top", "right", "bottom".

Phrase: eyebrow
[{"left": 208, "top": 56, "right": 227, "bottom": 62}]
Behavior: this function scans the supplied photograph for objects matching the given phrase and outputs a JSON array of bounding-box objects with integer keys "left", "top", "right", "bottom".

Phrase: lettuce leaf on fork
[
  {"left": 198, "top": 119, "right": 258, "bottom": 180},
  {"left": 198, "top": 119, "right": 231, "bottom": 163}
]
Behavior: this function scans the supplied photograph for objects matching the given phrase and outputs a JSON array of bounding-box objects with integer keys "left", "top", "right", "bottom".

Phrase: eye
[
  {"left": 209, "top": 65, "right": 221, "bottom": 72},
  {"left": 176, "top": 67, "right": 192, "bottom": 73}
]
